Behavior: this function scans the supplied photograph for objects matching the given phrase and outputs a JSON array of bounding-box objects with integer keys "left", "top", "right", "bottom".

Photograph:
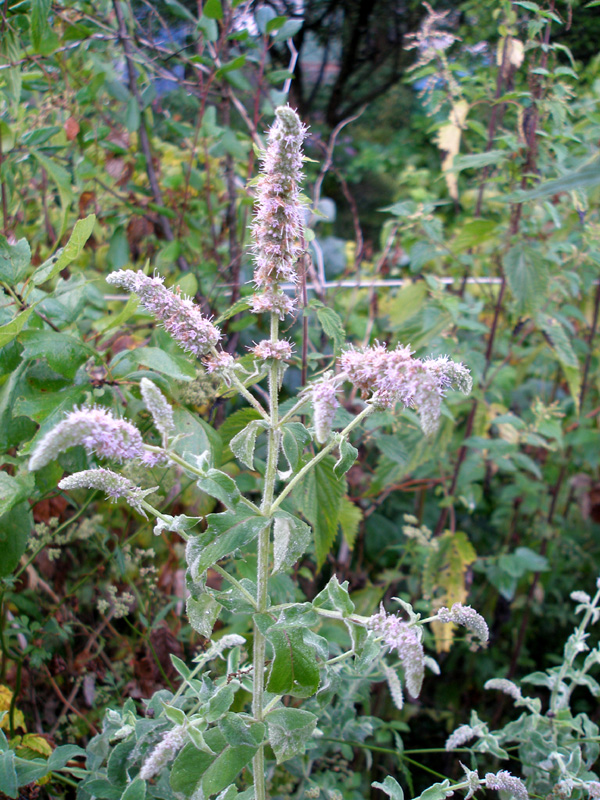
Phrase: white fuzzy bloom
[
  {"left": 58, "top": 469, "right": 157, "bottom": 517},
  {"left": 251, "top": 289, "right": 296, "bottom": 320},
  {"left": 140, "top": 379, "right": 174, "bottom": 442},
  {"left": 445, "top": 723, "right": 484, "bottom": 751},
  {"left": 484, "top": 678, "right": 522, "bottom": 701},
  {"left": 250, "top": 339, "right": 294, "bottom": 361},
  {"left": 437, "top": 603, "right": 489, "bottom": 646},
  {"left": 312, "top": 380, "right": 339, "bottom": 444},
  {"left": 485, "top": 771, "right": 528, "bottom": 800},
  {"left": 139, "top": 725, "right": 187, "bottom": 780},
  {"left": 204, "top": 351, "right": 235, "bottom": 376},
  {"left": 368, "top": 607, "right": 425, "bottom": 698},
  {"left": 461, "top": 764, "right": 482, "bottom": 800},
  {"left": 382, "top": 663, "right": 404, "bottom": 710},
  {"left": 586, "top": 782, "right": 600, "bottom": 799},
  {"left": 29, "top": 406, "right": 145, "bottom": 471},
  {"left": 571, "top": 591, "right": 591, "bottom": 604}
]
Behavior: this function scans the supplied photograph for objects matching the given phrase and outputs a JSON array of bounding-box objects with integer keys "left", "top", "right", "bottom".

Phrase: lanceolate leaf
[
  {"left": 502, "top": 245, "right": 548, "bottom": 313},
  {"left": 0, "top": 237, "right": 31, "bottom": 283},
  {"left": 272, "top": 511, "right": 312, "bottom": 574},
  {"left": 299, "top": 456, "right": 344, "bottom": 569},
  {"left": 196, "top": 469, "right": 241, "bottom": 510},
  {"left": 334, "top": 436, "right": 358, "bottom": 477},
  {"left": 230, "top": 420, "right": 267, "bottom": 469},
  {"left": 266, "top": 627, "right": 321, "bottom": 698},
  {"left": 32, "top": 214, "right": 96, "bottom": 285},
  {"left": 281, "top": 422, "right": 311, "bottom": 474},
  {"left": 186, "top": 509, "right": 270, "bottom": 579}
]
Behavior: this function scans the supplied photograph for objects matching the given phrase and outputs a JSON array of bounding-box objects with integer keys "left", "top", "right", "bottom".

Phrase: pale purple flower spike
[
  {"left": 312, "top": 380, "right": 339, "bottom": 444},
  {"left": 340, "top": 343, "right": 472, "bottom": 435},
  {"left": 251, "top": 106, "right": 307, "bottom": 321},
  {"left": 250, "top": 339, "right": 294, "bottom": 361},
  {"left": 437, "top": 603, "right": 489, "bottom": 646},
  {"left": 368, "top": 606, "right": 425, "bottom": 698},
  {"left": 58, "top": 468, "right": 157, "bottom": 517},
  {"left": 139, "top": 724, "right": 187, "bottom": 780},
  {"left": 485, "top": 771, "right": 528, "bottom": 800},
  {"left": 29, "top": 406, "right": 145, "bottom": 471},
  {"left": 107, "top": 270, "right": 221, "bottom": 358}
]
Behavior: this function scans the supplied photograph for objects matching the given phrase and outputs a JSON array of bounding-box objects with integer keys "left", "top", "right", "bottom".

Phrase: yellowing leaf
[
  {"left": 423, "top": 531, "right": 477, "bottom": 652},
  {"left": 497, "top": 37, "right": 525, "bottom": 69},
  {"left": 0, "top": 685, "right": 26, "bottom": 731},
  {"left": 15, "top": 733, "right": 53, "bottom": 758},
  {"left": 435, "top": 100, "right": 469, "bottom": 200}
]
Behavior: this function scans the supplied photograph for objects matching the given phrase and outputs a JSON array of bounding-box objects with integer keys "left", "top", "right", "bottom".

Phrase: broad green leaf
[
  {"left": 121, "top": 778, "right": 146, "bottom": 800},
  {"left": 172, "top": 408, "right": 222, "bottom": 464},
  {"left": 110, "top": 346, "right": 196, "bottom": 381},
  {"left": 337, "top": 496, "right": 362, "bottom": 549},
  {"left": 47, "top": 745, "right": 85, "bottom": 770},
  {"left": 93, "top": 294, "right": 140, "bottom": 334},
  {"left": 372, "top": 776, "right": 405, "bottom": 800},
  {"left": 379, "top": 281, "right": 427, "bottom": 329},
  {"left": 0, "top": 502, "right": 32, "bottom": 577},
  {"left": 334, "top": 436, "right": 358, "bottom": 477},
  {"left": 170, "top": 736, "right": 224, "bottom": 796},
  {"left": 0, "top": 473, "right": 34, "bottom": 517},
  {"left": 299, "top": 456, "right": 344, "bottom": 569},
  {"left": 206, "top": 684, "right": 236, "bottom": 723},
  {"left": 201, "top": 741, "right": 258, "bottom": 797},
  {"left": 33, "top": 214, "right": 96, "bottom": 285},
  {"left": 20, "top": 330, "right": 89, "bottom": 378},
  {"left": 106, "top": 740, "right": 135, "bottom": 787},
  {"left": 266, "top": 708, "right": 317, "bottom": 763},
  {"left": 14, "top": 385, "right": 84, "bottom": 426},
  {"left": 453, "top": 220, "right": 498, "bottom": 252},
  {"left": 187, "top": 593, "right": 221, "bottom": 638},
  {"left": 272, "top": 511, "right": 311, "bottom": 574},
  {"left": 536, "top": 312, "right": 581, "bottom": 410},
  {"left": 502, "top": 245, "right": 548, "bottom": 313},
  {"left": 203, "top": 0, "right": 223, "bottom": 18},
  {"left": 197, "top": 469, "right": 241, "bottom": 510},
  {"left": 272, "top": 18, "right": 304, "bottom": 42},
  {"left": 308, "top": 300, "right": 345, "bottom": 351},
  {"left": 229, "top": 420, "right": 267, "bottom": 469},
  {"left": 215, "top": 297, "right": 251, "bottom": 325},
  {"left": 451, "top": 150, "right": 507, "bottom": 173},
  {"left": 0, "top": 237, "right": 31, "bottom": 283},
  {"left": 218, "top": 715, "right": 264, "bottom": 748},
  {"left": 0, "top": 306, "right": 35, "bottom": 348},
  {"left": 31, "top": 151, "right": 73, "bottom": 239},
  {"left": 0, "top": 751, "right": 17, "bottom": 799},
  {"left": 30, "top": 0, "right": 57, "bottom": 54},
  {"left": 266, "top": 627, "right": 320, "bottom": 697},
  {"left": 186, "top": 509, "right": 270, "bottom": 579}
]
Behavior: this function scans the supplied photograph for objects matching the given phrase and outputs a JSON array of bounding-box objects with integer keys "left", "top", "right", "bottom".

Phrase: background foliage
[{"left": 1, "top": 0, "right": 600, "bottom": 797}]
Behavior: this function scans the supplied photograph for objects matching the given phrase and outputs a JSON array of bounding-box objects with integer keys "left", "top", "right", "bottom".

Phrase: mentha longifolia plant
[{"left": 28, "top": 106, "right": 509, "bottom": 800}]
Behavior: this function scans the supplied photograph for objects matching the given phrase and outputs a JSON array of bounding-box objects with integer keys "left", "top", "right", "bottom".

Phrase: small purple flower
[
  {"left": 437, "top": 603, "right": 489, "bottom": 646},
  {"left": 107, "top": 270, "right": 221, "bottom": 358},
  {"left": 58, "top": 468, "right": 157, "bottom": 517},
  {"left": 250, "top": 339, "right": 294, "bottom": 361},
  {"left": 312, "top": 379, "right": 339, "bottom": 444},
  {"left": 368, "top": 606, "right": 425, "bottom": 698},
  {"left": 29, "top": 406, "right": 145, "bottom": 470},
  {"left": 485, "top": 771, "right": 528, "bottom": 800}
]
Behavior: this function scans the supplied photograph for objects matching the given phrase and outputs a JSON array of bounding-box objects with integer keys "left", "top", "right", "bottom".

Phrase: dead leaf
[{"left": 65, "top": 117, "right": 80, "bottom": 141}]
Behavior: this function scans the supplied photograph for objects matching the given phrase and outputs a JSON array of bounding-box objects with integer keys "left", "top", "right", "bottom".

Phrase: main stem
[{"left": 253, "top": 312, "right": 281, "bottom": 800}]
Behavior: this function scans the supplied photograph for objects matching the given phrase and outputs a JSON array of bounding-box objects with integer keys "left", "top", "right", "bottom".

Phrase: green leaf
[
  {"left": 313, "top": 575, "right": 354, "bottom": 616},
  {"left": 272, "top": 511, "right": 311, "bottom": 574},
  {"left": 266, "top": 708, "right": 317, "bottom": 763},
  {"left": 0, "top": 501, "right": 30, "bottom": 578},
  {"left": 502, "top": 246, "right": 548, "bottom": 313},
  {"left": 308, "top": 300, "right": 346, "bottom": 351},
  {"left": 300, "top": 456, "right": 344, "bottom": 569},
  {"left": 33, "top": 214, "right": 96, "bottom": 285},
  {"left": 272, "top": 18, "right": 304, "bottom": 42},
  {"left": 536, "top": 312, "right": 581, "bottom": 410},
  {"left": 203, "top": 0, "right": 223, "bottom": 18},
  {"left": 31, "top": 151, "right": 73, "bottom": 240},
  {"left": 0, "top": 473, "right": 34, "bottom": 518},
  {"left": 337, "top": 496, "right": 362, "bottom": 549},
  {"left": 121, "top": 778, "right": 146, "bottom": 800},
  {"left": 266, "top": 626, "right": 321, "bottom": 697},
  {"left": 197, "top": 469, "right": 241, "bottom": 510},
  {"left": 0, "top": 751, "right": 17, "bottom": 799},
  {"left": 30, "top": 0, "right": 52, "bottom": 53},
  {"left": 124, "top": 97, "right": 140, "bottom": 133},
  {"left": 229, "top": 420, "right": 267, "bottom": 469},
  {"left": 0, "top": 237, "right": 31, "bottom": 283},
  {"left": 186, "top": 509, "right": 270, "bottom": 579},
  {"left": 170, "top": 740, "right": 221, "bottom": 796},
  {"left": 372, "top": 776, "right": 405, "bottom": 800},
  {"left": 218, "top": 715, "right": 264, "bottom": 748},
  {"left": 201, "top": 741, "right": 258, "bottom": 797},
  {"left": 0, "top": 306, "right": 35, "bottom": 349},
  {"left": 111, "top": 347, "right": 196, "bottom": 381},
  {"left": 334, "top": 437, "right": 358, "bottom": 477},
  {"left": 197, "top": 14, "right": 219, "bottom": 41},
  {"left": 187, "top": 594, "right": 221, "bottom": 638},
  {"left": 451, "top": 150, "right": 507, "bottom": 173},
  {"left": 21, "top": 331, "right": 89, "bottom": 378},
  {"left": 281, "top": 422, "right": 311, "bottom": 474},
  {"left": 453, "top": 220, "right": 498, "bottom": 252},
  {"left": 504, "top": 160, "right": 600, "bottom": 203},
  {"left": 215, "top": 297, "right": 251, "bottom": 325}
]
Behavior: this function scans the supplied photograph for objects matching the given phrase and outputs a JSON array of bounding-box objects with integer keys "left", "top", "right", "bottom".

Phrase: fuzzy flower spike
[
  {"left": 29, "top": 406, "right": 146, "bottom": 471},
  {"left": 106, "top": 270, "right": 221, "bottom": 360},
  {"left": 250, "top": 105, "right": 307, "bottom": 323}
]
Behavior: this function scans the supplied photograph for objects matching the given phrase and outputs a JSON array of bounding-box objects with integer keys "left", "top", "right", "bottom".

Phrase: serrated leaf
[
  {"left": 20, "top": 330, "right": 89, "bottom": 378},
  {"left": 503, "top": 245, "right": 548, "bottom": 313},
  {"left": 266, "top": 627, "right": 321, "bottom": 698},
  {"left": 0, "top": 306, "right": 35, "bottom": 349},
  {"left": 31, "top": 151, "right": 73, "bottom": 239},
  {"left": 266, "top": 708, "right": 317, "bottom": 763},
  {"left": 187, "top": 593, "right": 221, "bottom": 638},
  {"left": 308, "top": 300, "right": 346, "bottom": 351},
  {"left": 197, "top": 469, "right": 241, "bottom": 510},
  {"left": 281, "top": 422, "right": 311, "bottom": 474},
  {"left": 186, "top": 509, "right": 270, "bottom": 579},
  {"left": 0, "top": 473, "right": 34, "bottom": 518},
  {"left": 215, "top": 297, "right": 251, "bottom": 325},
  {"left": 313, "top": 575, "right": 354, "bottom": 616},
  {"left": 505, "top": 160, "right": 600, "bottom": 202},
  {"left": 33, "top": 214, "right": 96, "bottom": 285},
  {"left": 272, "top": 512, "right": 311, "bottom": 574},
  {"left": 337, "top": 497, "right": 362, "bottom": 549},
  {"left": 334, "top": 437, "right": 358, "bottom": 477},
  {"left": 230, "top": 420, "right": 267, "bottom": 469},
  {"left": 0, "top": 237, "right": 31, "bottom": 283},
  {"left": 300, "top": 456, "right": 344, "bottom": 569},
  {"left": 536, "top": 312, "right": 581, "bottom": 410}
]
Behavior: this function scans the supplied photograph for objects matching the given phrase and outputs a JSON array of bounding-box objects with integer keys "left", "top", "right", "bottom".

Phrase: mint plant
[{"left": 27, "top": 106, "right": 489, "bottom": 800}]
